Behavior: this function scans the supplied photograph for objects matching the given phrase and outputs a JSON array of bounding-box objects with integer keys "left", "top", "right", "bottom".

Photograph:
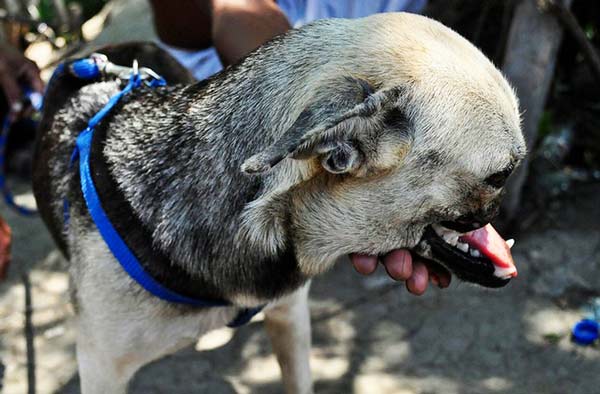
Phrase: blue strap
[
  {"left": 74, "top": 74, "right": 228, "bottom": 307},
  {"left": 227, "top": 306, "right": 264, "bottom": 328},
  {"left": 68, "top": 66, "right": 263, "bottom": 324}
]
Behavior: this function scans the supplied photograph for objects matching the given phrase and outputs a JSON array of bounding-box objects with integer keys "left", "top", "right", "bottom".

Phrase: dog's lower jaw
[
  {"left": 293, "top": 218, "right": 426, "bottom": 278},
  {"left": 292, "top": 229, "right": 426, "bottom": 278},
  {"left": 294, "top": 252, "right": 339, "bottom": 277}
]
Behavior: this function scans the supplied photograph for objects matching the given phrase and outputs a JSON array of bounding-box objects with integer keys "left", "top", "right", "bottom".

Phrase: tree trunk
[{"left": 500, "top": 0, "right": 572, "bottom": 228}]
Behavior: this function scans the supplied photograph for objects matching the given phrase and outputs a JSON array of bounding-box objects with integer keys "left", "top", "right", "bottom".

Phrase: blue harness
[{"left": 63, "top": 56, "right": 262, "bottom": 327}]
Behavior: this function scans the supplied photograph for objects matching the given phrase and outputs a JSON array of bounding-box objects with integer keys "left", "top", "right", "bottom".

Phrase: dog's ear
[{"left": 241, "top": 80, "right": 407, "bottom": 175}]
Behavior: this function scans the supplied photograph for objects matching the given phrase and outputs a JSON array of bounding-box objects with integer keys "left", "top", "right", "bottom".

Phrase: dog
[{"left": 33, "top": 13, "right": 525, "bottom": 394}]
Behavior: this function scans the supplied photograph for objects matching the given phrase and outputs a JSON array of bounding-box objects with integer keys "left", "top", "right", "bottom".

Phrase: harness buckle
[
  {"left": 139, "top": 67, "right": 162, "bottom": 82},
  {"left": 132, "top": 59, "right": 139, "bottom": 78},
  {"left": 87, "top": 53, "right": 162, "bottom": 85}
]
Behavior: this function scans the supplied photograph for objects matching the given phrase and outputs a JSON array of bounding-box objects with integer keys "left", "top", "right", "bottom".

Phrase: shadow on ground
[
  {"left": 42, "top": 185, "right": 600, "bottom": 393},
  {"left": 1, "top": 181, "right": 599, "bottom": 393}
]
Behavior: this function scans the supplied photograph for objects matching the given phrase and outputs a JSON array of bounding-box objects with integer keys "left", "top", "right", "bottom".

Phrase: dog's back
[{"left": 33, "top": 42, "right": 192, "bottom": 255}]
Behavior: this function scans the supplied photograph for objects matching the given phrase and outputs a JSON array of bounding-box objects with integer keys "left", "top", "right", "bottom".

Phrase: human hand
[
  {"left": 350, "top": 250, "right": 451, "bottom": 295},
  {"left": 0, "top": 44, "right": 44, "bottom": 109}
]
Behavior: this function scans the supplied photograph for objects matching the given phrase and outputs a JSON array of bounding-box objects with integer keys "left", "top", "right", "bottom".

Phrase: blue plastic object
[
  {"left": 572, "top": 319, "right": 600, "bottom": 345},
  {"left": 69, "top": 58, "right": 101, "bottom": 80}
]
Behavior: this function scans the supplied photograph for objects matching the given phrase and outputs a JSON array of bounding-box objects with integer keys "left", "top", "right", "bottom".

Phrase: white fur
[{"left": 70, "top": 215, "right": 313, "bottom": 393}]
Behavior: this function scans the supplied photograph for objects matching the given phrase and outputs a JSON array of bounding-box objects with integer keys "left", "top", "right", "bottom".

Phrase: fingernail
[
  {"left": 401, "top": 252, "right": 412, "bottom": 277},
  {"left": 398, "top": 257, "right": 407, "bottom": 277},
  {"left": 430, "top": 274, "right": 440, "bottom": 287}
]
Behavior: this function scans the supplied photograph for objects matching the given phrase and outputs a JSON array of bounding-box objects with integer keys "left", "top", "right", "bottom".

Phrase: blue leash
[{"left": 65, "top": 57, "right": 262, "bottom": 327}]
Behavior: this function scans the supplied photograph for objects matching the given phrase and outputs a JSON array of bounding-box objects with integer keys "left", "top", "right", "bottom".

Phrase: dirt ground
[
  {"left": 0, "top": 185, "right": 599, "bottom": 394},
  {"left": 1, "top": 1, "right": 600, "bottom": 392}
]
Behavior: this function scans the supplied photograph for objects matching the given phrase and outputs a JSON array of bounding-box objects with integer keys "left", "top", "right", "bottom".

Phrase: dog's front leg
[
  {"left": 264, "top": 281, "right": 313, "bottom": 394},
  {"left": 75, "top": 315, "right": 137, "bottom": 394}
]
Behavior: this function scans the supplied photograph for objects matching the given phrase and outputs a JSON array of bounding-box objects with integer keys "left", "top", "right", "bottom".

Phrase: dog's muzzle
[{"left": 415, "top": 222, "right": 517, "bottom": 288}]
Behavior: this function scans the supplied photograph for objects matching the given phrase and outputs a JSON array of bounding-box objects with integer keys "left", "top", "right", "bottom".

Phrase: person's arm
[{"left": 210, "top": 0, "right": 291, "bottom": 66}]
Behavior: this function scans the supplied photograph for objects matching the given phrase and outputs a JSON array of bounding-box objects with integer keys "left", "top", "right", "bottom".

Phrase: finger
[
  {"left": 382, "top": 249, "right": 412, "bottom": 281},
  {"left": 349, "top": 253, "right": 378, "bottom": 275},
  {"left": 434, "top": 269, "right": 451, "bottom": 288},
  {"left": 406, "top": 260, "right": 429, "bottom": 295},
  {"left": 421, "top": 259, "right": 452, "bottom": 289}
]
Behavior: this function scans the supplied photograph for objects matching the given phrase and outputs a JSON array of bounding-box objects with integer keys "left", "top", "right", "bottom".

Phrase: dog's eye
[{"left": 484, "top": 164, "right": 515, "bottom": 188}]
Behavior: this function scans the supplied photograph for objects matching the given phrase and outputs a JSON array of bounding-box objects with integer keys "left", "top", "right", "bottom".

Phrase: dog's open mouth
[{"left": 416, "top": 222, "right": 517, "bottom": 288}]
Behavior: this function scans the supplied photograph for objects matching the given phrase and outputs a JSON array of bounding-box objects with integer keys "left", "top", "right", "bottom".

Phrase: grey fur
[{"left": 33, "top": 13, "right": 525, "bottom": 393}]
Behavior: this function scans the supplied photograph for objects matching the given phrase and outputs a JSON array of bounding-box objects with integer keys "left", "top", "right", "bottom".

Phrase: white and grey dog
[{"left": 33, "top": 13, "right": 524, "bottom": 394}]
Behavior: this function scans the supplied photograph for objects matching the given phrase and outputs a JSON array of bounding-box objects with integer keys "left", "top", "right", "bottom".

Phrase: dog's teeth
[
  {"left": 457, "top": 242, "right": 469, "bottom": 253},
  {"left": 433, "top": 224, "right": 461, "bottom": 246},
  {"left": 443, "top": 233, "right": 458, "bottom": 246},
  {"left": 469, "top": 248, "right": 481, "bottom": 257},
  {"left": 506, "top": 239, "right": 515, "bottom": 249},
  {"left": 432, "top": 223, "right": 445, "bottom": 234}
]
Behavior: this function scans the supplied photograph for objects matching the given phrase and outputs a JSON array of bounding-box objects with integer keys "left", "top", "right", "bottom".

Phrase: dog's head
[{"left": 240, "top": 13, "right": 525, "bottom": 288}]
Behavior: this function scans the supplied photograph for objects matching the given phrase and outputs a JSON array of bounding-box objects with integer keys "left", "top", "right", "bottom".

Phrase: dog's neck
[
  {"left": 100, "top": 71, "right": 315, "bottom": 304},
  {"left": 101, "top": 20, "right": 375, "bottom": 303}
]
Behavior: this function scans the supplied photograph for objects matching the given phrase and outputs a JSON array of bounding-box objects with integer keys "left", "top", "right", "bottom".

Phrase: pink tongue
[{"left": 459, "top": 224, "right": 517, "bottom": 277}]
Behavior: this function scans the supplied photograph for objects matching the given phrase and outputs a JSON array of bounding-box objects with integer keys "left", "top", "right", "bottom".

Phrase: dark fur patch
[
  {"left": 84, "top": 97, "right": 306, "bottom": 301},
  {"left": 382, "top": 107, "right": 409, "bottom": 131},
  {"left": 343, "top": 76, "right": 375, "bottom": 101},
  {"left": 33, "top": 68, "right": 101, "bottom": 256},
  {"left": 418, "top": 150, "right": 445, "bottom": 169},
  {"left": 89, "top": 117, "right": 228, "bottom": 301}
]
